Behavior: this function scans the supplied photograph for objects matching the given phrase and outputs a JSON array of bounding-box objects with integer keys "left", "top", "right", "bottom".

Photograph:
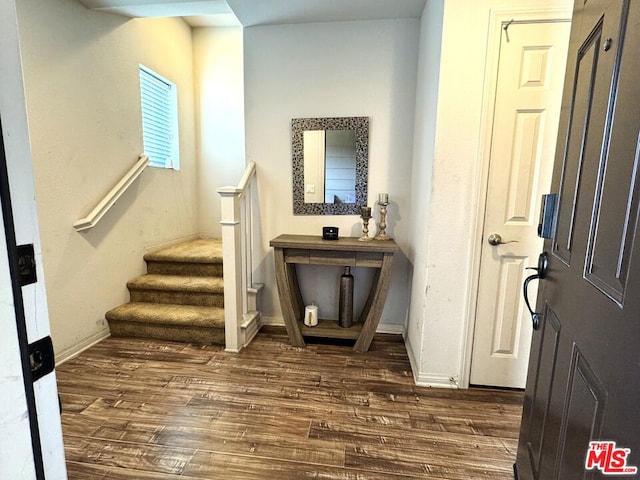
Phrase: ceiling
[{"left": 76, "top": 0, "right": 427, "bottom": 27}]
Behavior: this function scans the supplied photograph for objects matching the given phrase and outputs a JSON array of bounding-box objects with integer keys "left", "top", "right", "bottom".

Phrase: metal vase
[{"left": 338, "top": 266, "right": 354, "bottom": 328}]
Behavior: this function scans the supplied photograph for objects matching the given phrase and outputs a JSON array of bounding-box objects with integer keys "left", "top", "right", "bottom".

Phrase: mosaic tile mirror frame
[{"left": 291, "top": 116, "right": 369, "bottom": 215}]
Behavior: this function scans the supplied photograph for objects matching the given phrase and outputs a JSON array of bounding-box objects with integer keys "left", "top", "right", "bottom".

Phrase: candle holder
[
  {"left": 359, "top": 206, "right": 372, "bottom": 242},
  {"left": 374, "top": 201, "right": 390, "bottom": 241}
]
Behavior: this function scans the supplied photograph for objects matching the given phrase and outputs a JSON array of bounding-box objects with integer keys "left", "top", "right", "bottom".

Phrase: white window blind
[{"left": 139, "top": 65, "right": 179, "bottom": 169}]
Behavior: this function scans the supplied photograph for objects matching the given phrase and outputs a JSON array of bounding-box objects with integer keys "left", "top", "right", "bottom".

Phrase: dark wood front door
[{"left": 515, "top": 1, "right": 640, "bottom": 478}]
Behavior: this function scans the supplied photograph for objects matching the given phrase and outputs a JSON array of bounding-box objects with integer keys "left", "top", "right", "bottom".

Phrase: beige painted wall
[
  {"left": 16, "top": 0, "right": 198, "bottom": 359},
  {"left": 193, "top": 26, "right": 246, "bottom": 235},
  {"left": 243, "top": 19, "right": 419, "bottom": 328},
  {"left": 407, "top": 0, "right": 573, "bottom": 387}
]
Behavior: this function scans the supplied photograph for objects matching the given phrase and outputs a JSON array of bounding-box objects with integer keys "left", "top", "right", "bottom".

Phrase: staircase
[{"left": 105, "top": 238, "right": 226, "bottom": 345}]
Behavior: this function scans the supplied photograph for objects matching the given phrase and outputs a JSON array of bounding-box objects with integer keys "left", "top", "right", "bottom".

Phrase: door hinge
[{"left": 17, "top": 243, "right": 37, "bottom": 286}]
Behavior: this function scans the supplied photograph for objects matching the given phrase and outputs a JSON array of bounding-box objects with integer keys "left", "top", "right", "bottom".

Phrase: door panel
[
  {"left": 471, "top": 19, "right": 571, "bottom": 388},
  {"left": 585, "top": 131, "right": 639, "bottom": 303},
  {"left": 517, "top": 1, "right": 640, "bottom": 479},
  {"left": 523, "top": 305, "right": 561, "bottom": 479},
  {"left": 506, "top": 110, "right": 544, "bottom": 224},
  {"left": 520, "top": 46, "right": 552, "bottom": 89},
  {"left": 492, "top": 256, "right": 527, "bottom": 357},
  {"left": 553, "top": 24, "right": 601, "bottom": 265},
  {"left": 584, "top": 27, "right": 640, "bottom": 304},
  {"left": 554, "top": 345, "right": 607, "bottom": 479}
]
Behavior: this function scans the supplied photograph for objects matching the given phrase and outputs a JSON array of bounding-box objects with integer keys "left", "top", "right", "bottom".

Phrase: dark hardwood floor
[{"left": 56, "top": 329, "right": 523, "bottom": 479}]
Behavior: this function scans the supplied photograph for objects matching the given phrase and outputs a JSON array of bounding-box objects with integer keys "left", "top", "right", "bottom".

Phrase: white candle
[
  {"left": 303, "top": 305, "right": 319, "bottom": 327},
  {"left": 379, "top": 193, "right": 389, "bottom": 204}
]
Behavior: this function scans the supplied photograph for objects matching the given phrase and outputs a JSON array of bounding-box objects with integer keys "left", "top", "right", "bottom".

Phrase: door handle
[
  {"left": 487, "top": 233, "right": 518, "bottom": 246},
  {"left": 523, "top": 252, "right": 548, "bottom": 330}
]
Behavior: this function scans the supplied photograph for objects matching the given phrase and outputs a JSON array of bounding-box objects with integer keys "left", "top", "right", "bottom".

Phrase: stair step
[
  {"left": 127, "top": 274, "right": 224, "bottom": 307},
  {"left": 144, "top": 238, "right": 223, "bottom": 277},
  {"left": 106, "top": 303, "right": 225, "bottom": 345},
  {"left": 105, "top": 238, "right": 229, "bottom": 345},
  {"left": 106, "top": 302, "right": 225, "bottom": 327}
]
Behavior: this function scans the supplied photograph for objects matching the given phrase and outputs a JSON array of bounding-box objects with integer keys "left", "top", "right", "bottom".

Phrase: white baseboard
[
  {"left": 375, "top": 323, "right": 406, "bottom": 335},
  {"left": 241, "top": 311, "right": 262, "bottom": 348},
  {"left": 143, "top": 234, "right": 199, "bottom": 253},
  {"left": 198, "top": 233, "right": 222, "bottom": 240},
  {"left": 413, "top": 373, "right": 459, "bottom": 389},
  {"left": 56, "top": 328, "right": 110, "bottom": 365},
  {"left": 143, "top": 233, "right": 211, "bottom": 253},
  {"left": 260, "top": 315, "right": 284, "bottom": 326},
  {"left": 404, "top": 335, "right": 459, "bottom": 389}
]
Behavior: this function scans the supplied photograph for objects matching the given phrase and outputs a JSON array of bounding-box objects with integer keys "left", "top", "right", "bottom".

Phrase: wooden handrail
[
  {"left": 73, "top": 154, "right": 149, "bottom": 232},
  {"left": 217, "top": 161, "right": 256, "bottom": 196},
  {"left": 237, "top": 161, "right": 256, "bottom": 192}
]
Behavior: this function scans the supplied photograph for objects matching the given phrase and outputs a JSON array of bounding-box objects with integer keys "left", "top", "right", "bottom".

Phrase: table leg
[
  {"left": 273, "top": 248, "right": 305, "bottom": 347},
  {"left": 358, "top": 267, "right": 380, "bottom": 325},
  {"left": 287, "top": 262, "right": 304, "bottom": 323},
  {"left": 354, "top": 252, "right": 394, "bottom": 352}
]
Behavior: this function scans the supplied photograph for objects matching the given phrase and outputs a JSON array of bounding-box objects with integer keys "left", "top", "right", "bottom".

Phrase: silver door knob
[
  {"left": 488, "top": 233, "right": 504, "bottom": 246},
  {"left": 487, "top": 233, "right": 519, "bottom": 246}
]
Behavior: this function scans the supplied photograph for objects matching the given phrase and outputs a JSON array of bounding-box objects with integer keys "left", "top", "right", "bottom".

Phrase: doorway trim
[
  {"left": 460, "top": 6, "right": 572, "bottom": 389},
  {"left": 0, "top": 119, "right": 45, "bottom": 478}
]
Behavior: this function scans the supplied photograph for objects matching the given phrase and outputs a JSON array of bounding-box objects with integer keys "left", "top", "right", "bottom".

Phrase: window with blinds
[{"left": 139, "top": 65, "right": 179, "bottom": 169}]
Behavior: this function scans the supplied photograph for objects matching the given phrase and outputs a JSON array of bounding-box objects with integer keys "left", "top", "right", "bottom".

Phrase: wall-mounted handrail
[
  {"left": 217, "top": 162, "right": 262, "bottom": 352},
  {"left": 74, "top": 154, "right": 149, "bottom": 232}
]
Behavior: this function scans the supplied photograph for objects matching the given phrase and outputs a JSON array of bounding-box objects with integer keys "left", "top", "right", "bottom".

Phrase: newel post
[{"left": 217, "top": 186, "right": 243, "bottom": 352}]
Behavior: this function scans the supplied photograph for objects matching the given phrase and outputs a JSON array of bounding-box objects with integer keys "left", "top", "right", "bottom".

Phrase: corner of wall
[
  {"left": 404, "top": 333, "right": 459, "bottom": 389},
  {"left": 404, "top": 0, "right": 445, "bottom": 386}
]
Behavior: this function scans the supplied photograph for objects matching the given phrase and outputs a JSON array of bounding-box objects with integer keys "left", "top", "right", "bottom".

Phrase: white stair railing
[{"left": 217, "top": 162, "right": 263, "bottom": 352}]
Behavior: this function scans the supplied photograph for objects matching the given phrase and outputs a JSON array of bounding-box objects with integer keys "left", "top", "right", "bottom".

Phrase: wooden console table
[{"left": 270, "top": 234, "right": 398, "bottom": 352}]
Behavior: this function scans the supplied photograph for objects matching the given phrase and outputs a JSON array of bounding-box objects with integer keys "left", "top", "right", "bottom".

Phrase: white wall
[
  {"left": 193, "top": 26, "right": 246, "bottom": 235},
  {"left": 407, "top": 0, "right": 572, "bottom": 387},
  {"left": 243, "top": 19, "right": 419, "bottom": 328},
  {"left": 406, "top": 0, "right": 444, "bottom": 384},
  {"left": 16, "top": 0, "right": 198, "bottom": 360}
]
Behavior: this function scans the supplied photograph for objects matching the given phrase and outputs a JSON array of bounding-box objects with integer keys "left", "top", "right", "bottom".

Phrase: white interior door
[
  {"left": 0, "top": 199, "right": 40, "bottom": 480},
  {"left": 470, "top": 19, "right": 570, "bottom": 388}
]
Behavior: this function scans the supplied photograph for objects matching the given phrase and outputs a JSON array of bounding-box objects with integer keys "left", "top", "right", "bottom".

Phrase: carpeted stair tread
[
  {"left": 106, "top": 237, "right": 227, "bottom": 345},
  {"left": 127, "top": 274, "right": 224, "bottom": 293},
  {"left": 144, "top": 238, "right": 222, "bottom": 264},
  {"left": 106, "top": 302, "right": 225, "bottom": 328}
]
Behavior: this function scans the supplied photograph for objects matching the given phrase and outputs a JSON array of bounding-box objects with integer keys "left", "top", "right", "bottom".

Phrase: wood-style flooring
[{"left": 56, "top": 329, "right": 523, "bottom": 479}]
